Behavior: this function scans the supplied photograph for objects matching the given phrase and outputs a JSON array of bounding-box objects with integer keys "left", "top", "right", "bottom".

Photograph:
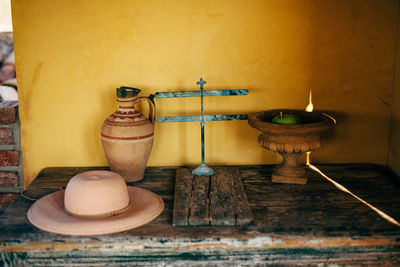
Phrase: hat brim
[{"left": 27, "top": 186, "right": 164, "bottom": 236}]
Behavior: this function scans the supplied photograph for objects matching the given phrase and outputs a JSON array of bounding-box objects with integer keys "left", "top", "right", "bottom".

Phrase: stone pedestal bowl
[{"left": 248, "top": 109, "right": 334, "bottom": 184}]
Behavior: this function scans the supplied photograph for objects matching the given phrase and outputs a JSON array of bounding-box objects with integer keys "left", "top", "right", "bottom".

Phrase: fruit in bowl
[{"left": 271, "top": 112, "right": 302, "bottom": 125}]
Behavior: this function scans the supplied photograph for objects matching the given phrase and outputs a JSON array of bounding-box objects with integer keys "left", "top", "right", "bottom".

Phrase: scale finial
[{"left": 196, "top": 78, "right": 207, "bottom": 89}]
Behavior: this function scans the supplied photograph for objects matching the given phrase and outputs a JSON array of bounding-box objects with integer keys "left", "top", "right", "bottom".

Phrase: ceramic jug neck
[{"left": 117, "top": 97, "right": 137, "bottom": 111}]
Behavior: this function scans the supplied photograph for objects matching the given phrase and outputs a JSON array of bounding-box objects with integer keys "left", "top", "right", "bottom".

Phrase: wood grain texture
[
  {"left": 173, "top": 167, "right": 253, "bottom": 226},
  {"left": 0, "top": 164, "right": 399, "bottom": 266},
  {"left": 188, "top": 175, "right": 210, "bottom": 226},
  {"left": 272, "top": 173, "right": 308, "bottom": 184},
  {"left": 172, "top": 168, "right": 193, "bottom": 226},
  {"left": 209, "top": 168, "right": 235, "bottom": 225},
  {"left": 225, "top": 167, "right": 253, "bottom": 225}
]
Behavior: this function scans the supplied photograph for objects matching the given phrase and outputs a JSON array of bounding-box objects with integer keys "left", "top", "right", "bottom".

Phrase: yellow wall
[
  {"left": 389, "top": 5, "right": 400, "bottom": 176},
  {"left": 11, "top": 0, "right": 399, "bottom": 184}
]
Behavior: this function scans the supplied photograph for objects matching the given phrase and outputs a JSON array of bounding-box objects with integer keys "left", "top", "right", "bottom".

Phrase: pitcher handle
[{"left": 136, "top": 96, "right": 156, "bottom": 124}]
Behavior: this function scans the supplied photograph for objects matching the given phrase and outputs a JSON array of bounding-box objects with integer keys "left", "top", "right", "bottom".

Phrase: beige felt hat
[{"left": 27, "top": 170, "right": 164, "bottom": 236}]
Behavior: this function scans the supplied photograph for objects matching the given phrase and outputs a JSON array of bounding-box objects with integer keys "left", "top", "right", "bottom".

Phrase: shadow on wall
[{"left": 300, "top": 1, "right": 397, "bottom": 164}]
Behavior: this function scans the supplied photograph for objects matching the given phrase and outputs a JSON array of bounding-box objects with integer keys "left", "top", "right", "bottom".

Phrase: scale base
[{"left": 192, "top": 164, "right": 215, "bottom": 176}]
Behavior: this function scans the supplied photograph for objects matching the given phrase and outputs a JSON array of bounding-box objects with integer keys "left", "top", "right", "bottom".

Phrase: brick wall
[{"left": 0, "top": 101, "right": 22, "bottom": 215}]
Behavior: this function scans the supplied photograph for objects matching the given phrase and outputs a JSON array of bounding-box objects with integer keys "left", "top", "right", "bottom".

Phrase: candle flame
[
  {"left": 305, "top": 90, "right": 313, "bottom": 165},
  {"left": 305, "top": 90, "right": 313, "bottom": 112}
]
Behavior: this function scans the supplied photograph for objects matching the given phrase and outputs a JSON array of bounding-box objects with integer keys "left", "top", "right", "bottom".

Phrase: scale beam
[
  {"left": 157, "top": 114, "right": 248, "bottom": 123},
  {"left": 155, "top": 89, "right": 248, "bottom": 98}
]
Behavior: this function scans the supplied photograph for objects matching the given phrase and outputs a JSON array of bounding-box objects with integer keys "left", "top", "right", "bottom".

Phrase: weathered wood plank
[
  {"left": 240, "top": 164, "right": 400, "bottom": 211},
  {"left": 188, "top": 176, "right": 210, "bottom": 226},
  {"left": 173, "top": 168, "right": 252, "bottom": 226},
  {"left": 209, "top": 169, "right": 235, "bottom": 225},
  {"left": 172, "top": 168, "right": 193, "bottom": 226},
  {"left": 2, "top": 245, "right": 399, "bottom": 266},
  {"left": 219, "top": 167, "right": 253, "bottom": 225},
  {"left": 2, "top": 246, "right": 400, "bottom": 266}
]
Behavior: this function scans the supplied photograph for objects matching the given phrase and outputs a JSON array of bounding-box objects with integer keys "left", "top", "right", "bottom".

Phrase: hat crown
[{"left": 64, "top": 171, "right": 130, "bottom": 218}]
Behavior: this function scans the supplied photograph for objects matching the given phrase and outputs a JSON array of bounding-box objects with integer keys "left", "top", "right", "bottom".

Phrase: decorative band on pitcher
[
  {"left": 118, "top": 106, "right": 140, "bottom": 110},
  {"left": 109, "top": 113, "right": 143, "bottom": 120},
  {"left": 115, "top": 111, "right": 140, "bottom": 115},
  {"left": 104, "top": 119, "right": 149, "bottom": 127},
  {"left": 101, "top": 133, "right": 154, "bottom": 140}
]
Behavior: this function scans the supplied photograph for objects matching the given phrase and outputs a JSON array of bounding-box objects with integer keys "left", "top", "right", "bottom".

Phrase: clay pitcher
[{"left": 101, "top": 86, "right": 155, "bottom": 182}]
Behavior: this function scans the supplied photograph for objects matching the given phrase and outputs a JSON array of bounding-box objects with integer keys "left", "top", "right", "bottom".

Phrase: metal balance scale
[{"left": 155, "top": 78, "right": 248, "bottom": 176}]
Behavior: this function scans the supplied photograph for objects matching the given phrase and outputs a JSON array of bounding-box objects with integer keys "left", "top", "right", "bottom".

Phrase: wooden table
[{"left": 0, "top": 164, "right": 399, "bottom": 266}]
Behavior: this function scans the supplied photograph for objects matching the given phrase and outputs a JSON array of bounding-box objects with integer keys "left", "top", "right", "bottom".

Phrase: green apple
[{"left": 271, "top": 112, "right": 302, "bottom": 125}]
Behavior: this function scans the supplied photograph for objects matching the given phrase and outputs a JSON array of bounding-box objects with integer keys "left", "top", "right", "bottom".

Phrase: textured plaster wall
[
  {"left": 11, "top": 0, "right": 399, "bottom": 184},
  {"left": 389, "top": 4, "right": 400, "bottom": 177}
]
